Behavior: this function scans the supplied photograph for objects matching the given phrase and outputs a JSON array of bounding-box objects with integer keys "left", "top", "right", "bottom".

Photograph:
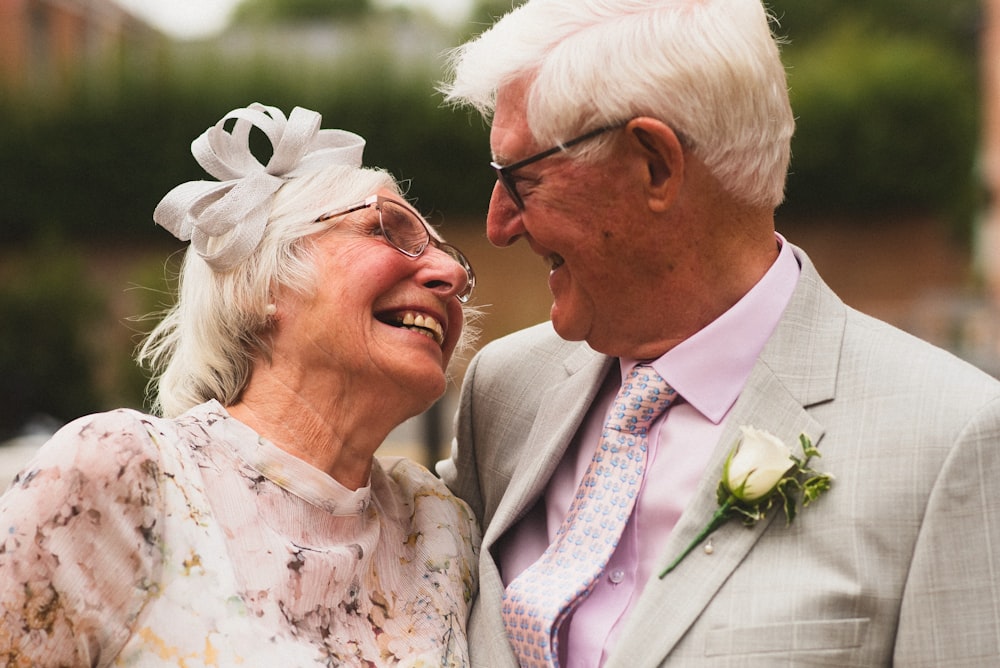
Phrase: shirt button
[{"left": 609, "top": 568, "right": 625, "bottom": 584}]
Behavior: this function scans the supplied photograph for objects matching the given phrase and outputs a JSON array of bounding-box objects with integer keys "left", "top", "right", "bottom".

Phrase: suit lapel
[
  {"left": 605, "top": 367, "right": 825, "bottom": 667},
  {"left": 605, "top": 246, "right": 845, "bottom": 666},
  {"left": 482, "top": 347, "right": 615, "bottom": 550}
]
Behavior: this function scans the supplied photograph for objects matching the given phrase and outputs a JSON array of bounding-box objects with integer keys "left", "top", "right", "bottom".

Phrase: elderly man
[{"left": 437, "top": 0, "right": 1000, "bottom": 666}]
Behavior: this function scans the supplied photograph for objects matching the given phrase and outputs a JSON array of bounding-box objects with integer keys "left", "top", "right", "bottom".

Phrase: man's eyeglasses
[
  {"left": 490, "top": 123, "right": 624, "bottom": 210},
  {"left": 316, "top": 195, "right": 476, "bottom": 303}
]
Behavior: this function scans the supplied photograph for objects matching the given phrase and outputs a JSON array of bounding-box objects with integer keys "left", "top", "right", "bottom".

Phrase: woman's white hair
[
  {"left": 441, "top": 0, "right": 795, "bottom": 209},
  {"left": 137, "top": 165, "right": 398, "bottom": 418}
]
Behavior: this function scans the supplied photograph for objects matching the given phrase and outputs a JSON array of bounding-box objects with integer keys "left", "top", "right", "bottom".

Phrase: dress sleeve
[
  {"left": 0, "top": 410, "right": 166, "bottom": 667},
  {"left": 383, "top": 456, "right": 481, "bottom": 597}
]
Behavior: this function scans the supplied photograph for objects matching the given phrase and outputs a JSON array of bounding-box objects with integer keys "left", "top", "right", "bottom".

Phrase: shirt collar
[{"left": 620, "top": 233, "right": 800, "bottom": 424}]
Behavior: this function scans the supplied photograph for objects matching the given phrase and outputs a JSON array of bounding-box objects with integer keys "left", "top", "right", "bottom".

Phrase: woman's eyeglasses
[{"left": 316, "top": 195, "right": 476, "bottom": 303}]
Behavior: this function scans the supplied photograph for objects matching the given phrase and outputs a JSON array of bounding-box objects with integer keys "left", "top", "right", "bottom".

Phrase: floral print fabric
[{"left": 0, "top": 401, "right": 479, "bottom": 667}]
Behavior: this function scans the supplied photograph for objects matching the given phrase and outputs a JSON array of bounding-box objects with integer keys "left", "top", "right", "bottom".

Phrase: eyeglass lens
[
  {"left": 491, "top": 123, "right": 625, "bottom": 210},
  {"left": 379, "top": 200, "right": 429, "bottom": 256},
  {"left": 378, "top": 200, "right": 476, "bottom": 302},
  {"left": 495, "top": 170, "right": 523, "bottom": 210}
]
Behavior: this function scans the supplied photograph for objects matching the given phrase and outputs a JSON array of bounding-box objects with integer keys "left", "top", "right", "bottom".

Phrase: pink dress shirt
[{"left": 498, "top": 235, "right": 801, "bottom": 667}]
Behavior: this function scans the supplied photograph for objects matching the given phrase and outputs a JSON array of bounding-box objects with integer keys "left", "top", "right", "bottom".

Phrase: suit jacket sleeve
[
  {"left": 438, "top": 348, "right": 487, "bottom": 526},
  {"left": 894, "top": 395, "right": 1000, "bottom": 665}
]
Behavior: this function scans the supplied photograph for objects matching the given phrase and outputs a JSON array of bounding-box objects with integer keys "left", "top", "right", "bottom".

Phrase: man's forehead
[{"left": 490, "top": 82, "right": 533, "bottom": 162}]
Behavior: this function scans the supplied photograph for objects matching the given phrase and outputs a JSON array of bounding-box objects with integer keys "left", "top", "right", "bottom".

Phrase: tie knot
[{"left": 606, "top": 365, "right": 677, "bottom": 435}]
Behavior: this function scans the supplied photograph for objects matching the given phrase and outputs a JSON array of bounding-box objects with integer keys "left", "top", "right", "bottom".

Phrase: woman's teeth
[{"left": 399, "top": 312, "right": 444, "bottom": 345}]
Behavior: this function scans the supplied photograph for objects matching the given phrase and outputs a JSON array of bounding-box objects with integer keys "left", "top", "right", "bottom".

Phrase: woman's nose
[
  {"left": 419, "top": 245, "right": 473, "bottom": 302},
  {"left": 486, "top": 181, "right": 525, "bottom": 247}
]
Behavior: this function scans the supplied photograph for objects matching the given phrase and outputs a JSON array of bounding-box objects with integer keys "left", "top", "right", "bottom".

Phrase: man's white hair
[{"left": 441, "top": 0, "right": 795, "bottom": 209}]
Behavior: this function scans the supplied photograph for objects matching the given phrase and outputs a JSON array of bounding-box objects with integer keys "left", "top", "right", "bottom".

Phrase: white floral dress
[{"left": 0, "top": 400, "right": 479, "bottom": 667}]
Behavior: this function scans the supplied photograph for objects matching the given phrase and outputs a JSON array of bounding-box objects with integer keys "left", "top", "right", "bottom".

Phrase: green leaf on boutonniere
[{"left": 658, "top": 427, "right": 833, "bottom": 578}]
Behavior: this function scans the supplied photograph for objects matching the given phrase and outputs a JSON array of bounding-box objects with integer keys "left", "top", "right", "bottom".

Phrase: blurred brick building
[
  {"left": 0, "top": 0, "right": 161, "bottom": 94},
  {"left": 984, "top": 0, "right": 1000, "bottom": 297}
]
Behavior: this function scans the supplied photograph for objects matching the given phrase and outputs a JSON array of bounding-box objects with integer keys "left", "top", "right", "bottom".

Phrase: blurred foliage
[
  {"left": 234, "top": 0, "right": 374, "bottom": 23},
  {"left": 465, "top": 0, "right": 525, "bottom": 30},
  {"left": 782, "top": 21, "right": 980, "bottom": 230},
  {"left": 0, "top": 235, "right": 105, "bottom": 439},
  {"left": 0, "top": 41, "right": 493, "bottom": 246},
  {"left": 0, "top": 231, "right": 177, "bottom": 437},
  {"left": 767, "top": 0, "right": 981, "bottom": 55},
  {"left": 1, "top": 1, "right": 981, "bottom": 244},
  {"left": 767, "top": 0, "right": 982, "bottom": 237}
]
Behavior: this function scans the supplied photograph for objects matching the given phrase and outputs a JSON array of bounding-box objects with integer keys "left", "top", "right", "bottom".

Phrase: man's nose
[{"left": 486, "top": 181, "right": 525, "bottom": 247}]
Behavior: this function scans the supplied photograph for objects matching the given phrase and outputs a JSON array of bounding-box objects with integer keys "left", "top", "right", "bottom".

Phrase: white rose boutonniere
[{"left": 658, "top": 426, "right": 833, "bottom": 578}]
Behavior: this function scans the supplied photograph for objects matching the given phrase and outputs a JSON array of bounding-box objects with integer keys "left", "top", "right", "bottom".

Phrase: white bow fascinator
[{"left": 153, "top": 103, "right": 366, "bottom": 271}]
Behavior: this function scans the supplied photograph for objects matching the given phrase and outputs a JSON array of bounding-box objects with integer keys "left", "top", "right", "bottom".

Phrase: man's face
[{"left": 487, "top": 81, "right": 681, "bottom": 357}]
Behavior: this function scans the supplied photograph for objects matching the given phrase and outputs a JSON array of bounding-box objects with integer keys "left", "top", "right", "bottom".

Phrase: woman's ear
[{"left": 624, "top": 117, "right": 685, "bottom": 213}]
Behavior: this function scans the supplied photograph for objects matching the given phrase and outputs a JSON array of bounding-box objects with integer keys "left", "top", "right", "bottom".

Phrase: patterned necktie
[{"left": 501, "top": 365, "right": 677, "bottom": 668}]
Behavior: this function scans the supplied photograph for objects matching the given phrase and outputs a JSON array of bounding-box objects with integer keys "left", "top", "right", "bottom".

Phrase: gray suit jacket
[{"left": 439, "top": 246, "right": 1000, "bottom": 666}]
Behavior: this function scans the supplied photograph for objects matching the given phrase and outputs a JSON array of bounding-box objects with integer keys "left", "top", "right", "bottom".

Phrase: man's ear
[{"left": 625, "top": 117, "right": 685, "bottom": 213}]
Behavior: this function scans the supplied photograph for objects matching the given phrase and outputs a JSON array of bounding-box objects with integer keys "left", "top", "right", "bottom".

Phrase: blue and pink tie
[{"left": 501, "top": 365, "right": 677, "bottom": 667}]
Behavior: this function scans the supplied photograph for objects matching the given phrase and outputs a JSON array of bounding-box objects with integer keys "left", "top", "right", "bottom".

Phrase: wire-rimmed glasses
[{"left": 316, "top": 195, "right": 476, "bottom": 303}]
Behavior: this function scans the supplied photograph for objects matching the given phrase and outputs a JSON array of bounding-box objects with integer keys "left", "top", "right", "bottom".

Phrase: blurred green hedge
[
  {"left": 0, "top": 47, "right": 494, "bottom": 246},
  {"left": 0, "top": 16, "right": 980, "bottom": 245},
  {"left": 780, "top": 21, "right": 980, "bottom": 234},
  {"left": 0, "top": 237, "right": 105, "bottom": 436}
]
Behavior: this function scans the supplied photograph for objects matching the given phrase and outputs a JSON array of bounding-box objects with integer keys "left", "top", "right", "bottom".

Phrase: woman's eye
[{"left": 351, "top": 216, "right": 383, "bottom": 238}]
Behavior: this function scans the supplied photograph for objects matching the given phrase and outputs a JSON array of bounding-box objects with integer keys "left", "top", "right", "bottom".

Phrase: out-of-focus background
[{"left": 1, "top": 0, "right": 999, "bottom": 483}]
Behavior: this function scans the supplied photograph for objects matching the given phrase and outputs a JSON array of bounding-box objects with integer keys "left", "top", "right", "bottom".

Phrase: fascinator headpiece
[{"left": 154, "top": 103, "right": 365, "bottom": 271}]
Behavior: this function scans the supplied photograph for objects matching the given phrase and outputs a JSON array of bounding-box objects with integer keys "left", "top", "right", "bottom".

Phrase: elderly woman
[{"left": 0, "top": 103, "right": 479, "bottom": 666}]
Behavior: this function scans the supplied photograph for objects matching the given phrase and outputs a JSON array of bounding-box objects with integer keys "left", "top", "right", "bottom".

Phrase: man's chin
[{"left": 549, "top": 307, "right": 588, "bottom": 343}]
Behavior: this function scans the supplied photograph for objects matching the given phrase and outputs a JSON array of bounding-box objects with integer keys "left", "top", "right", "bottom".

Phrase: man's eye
[{"left": 511, "top": 173, "right": 539, "bottom": 191}]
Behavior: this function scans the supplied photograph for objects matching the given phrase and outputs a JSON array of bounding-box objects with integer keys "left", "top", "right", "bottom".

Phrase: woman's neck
[{"left": 226, "top": 375, "right": 395, "bottom": 491}]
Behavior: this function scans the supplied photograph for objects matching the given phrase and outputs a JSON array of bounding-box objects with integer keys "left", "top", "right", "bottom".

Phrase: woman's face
[{"left": 271, "top": 188, "right": 470, "bottom": 415}]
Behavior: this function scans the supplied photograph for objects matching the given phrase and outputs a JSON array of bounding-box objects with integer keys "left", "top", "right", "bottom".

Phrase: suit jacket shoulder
[{"left": 440, "top": 321, "right": 613, "bottom": 530}]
